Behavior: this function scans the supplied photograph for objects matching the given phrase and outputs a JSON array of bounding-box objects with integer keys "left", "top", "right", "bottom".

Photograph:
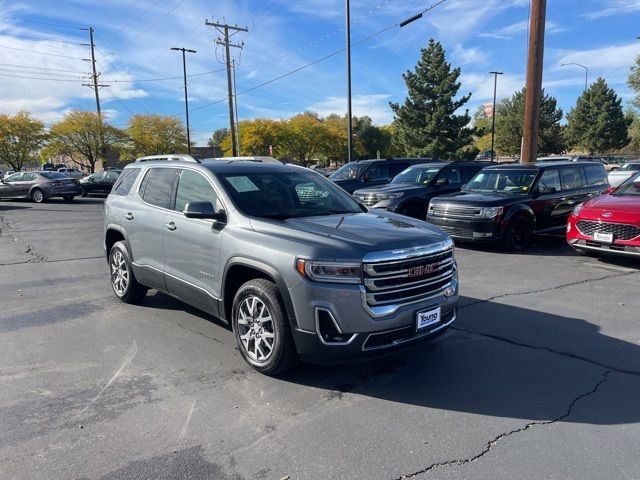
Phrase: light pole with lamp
[{"left": 560, "top": 62, "right": 588, "bottom": 92}]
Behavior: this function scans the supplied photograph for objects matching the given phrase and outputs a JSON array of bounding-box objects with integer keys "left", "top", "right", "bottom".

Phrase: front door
[
  {"left": 163, "top": 169, "right": 225, "bottom": 314},
  {"left": 0, "top": 173, "right": 23, "bottom": 198},
  {"left": 532, "top": 168, "right": 565, "bottom": 230}
]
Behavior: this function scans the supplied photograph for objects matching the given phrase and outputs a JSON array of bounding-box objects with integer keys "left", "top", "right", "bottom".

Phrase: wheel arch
[
  {"left": 504, "top": 204, "right": 535, "bottom": 226},
  {"left": 104, "top": 224, "right": 129, "bottom": 262},
  {"left": 222, "top": 257, "right": 297, "bottom": 330}
]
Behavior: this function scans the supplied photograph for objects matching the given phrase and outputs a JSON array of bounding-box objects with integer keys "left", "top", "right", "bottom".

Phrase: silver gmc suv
[{"left": 103, "top": 160, "right": 459, "bottom": 375}]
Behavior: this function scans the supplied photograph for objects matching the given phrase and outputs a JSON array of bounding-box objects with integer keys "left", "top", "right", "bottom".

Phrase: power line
[
  {"left": 113, "top": 0, "right": 164, "bottom": 33},
  {"left": 0, "top": 72, "right": 83, "bottom": 82},
  {"left": 124, "top": 0, "right": 188, "bottom": 45},
  {"left": 0, "top": 44, "right": 85, "bottom": 59},
  {"left": 0, "top": 63, "right": 86, "bottom": 74},
  {"left": 0, "top": 32, "right": 87, "bottom": 45},
  {"left": 0, "top": 68, "right": 85, "bottom": 79},
  {"left": 0, "top": 17, "right": 84, "bottom": 30}
]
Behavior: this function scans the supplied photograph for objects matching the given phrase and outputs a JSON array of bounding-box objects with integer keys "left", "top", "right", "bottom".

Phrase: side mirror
[
  {"left": 361, "top": 174, "right": 370, "bottom": 182},
  {"left": 436, "top": 178, "right": 450, "bottom": 186},
  {"left": 183, "top": 201, "right": 226, "bottom": 222},
  {"left": 605, "top": 185, "right": 617, "bottom": 194}
]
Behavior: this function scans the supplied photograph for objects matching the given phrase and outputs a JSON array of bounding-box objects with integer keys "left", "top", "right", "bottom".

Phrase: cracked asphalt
[{"left": 1, "top": 198, "right": 639, "bottom": 480}]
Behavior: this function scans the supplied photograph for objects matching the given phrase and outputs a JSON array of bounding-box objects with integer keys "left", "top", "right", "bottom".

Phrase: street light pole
[
  {"left": 345, "top": 0, "right": 353, "bottom": 163},
  {"left": 489, "top": 71, "right": 503, "bottom": 163},
  {"left": 561, "top": 62, "right": 588, "bottom": 92},
  {"left": 171, "top": 47, "right": 197, "bottom": 154}
]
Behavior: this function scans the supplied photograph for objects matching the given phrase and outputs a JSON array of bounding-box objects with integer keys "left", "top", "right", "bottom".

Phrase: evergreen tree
[
  {"left": 390, "top": 39, "right": 473, "bottom": 159},
  {"left": 494, "top": 88, "right": 564, "bottom": 155},
  {"left": 565, "top": 78, "right": 630, "bottom": 154},
  {"left": 628, "top": 53, "right": 640, "bottom": 110}
]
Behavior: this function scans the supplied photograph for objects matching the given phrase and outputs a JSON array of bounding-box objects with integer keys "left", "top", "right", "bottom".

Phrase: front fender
[{"left": 503, "top": 204, "right": 535, "bottom": 225}]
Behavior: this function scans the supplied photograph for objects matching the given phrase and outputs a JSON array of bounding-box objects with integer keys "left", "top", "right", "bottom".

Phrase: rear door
[
  {"left": 558, "top": 166, "right": 587, "bottom": 224},
  {"left": 162, "top": 168, "right": 225, "bottom": 313},
  {"left": 126, "top": 167, "right": 179, "bottom": 291}
]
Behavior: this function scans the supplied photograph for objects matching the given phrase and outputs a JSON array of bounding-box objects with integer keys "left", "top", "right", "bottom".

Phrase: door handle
[
  {"left": 124, "top": 212, "right": 134, "bottom": 220},
  {"left": 165, "top": 222, "right": 177, "bottom": 231}
]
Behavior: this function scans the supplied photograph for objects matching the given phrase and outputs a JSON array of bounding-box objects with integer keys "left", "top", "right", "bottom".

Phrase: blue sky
[{"left": 1, "top": 0, "right": 639, "bottom": 146}]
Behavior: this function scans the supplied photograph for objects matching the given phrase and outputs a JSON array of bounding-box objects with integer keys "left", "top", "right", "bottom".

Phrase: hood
[
  {"left": 330, "top": 178, "right": 362, "bottom": 194},
  {"left": 354, "top": 183, "right": 427, "bottom": 196},
  {"left": 430, "top": 190, "right": 529, "bottom": 207},
  {"left": 250, "top": 211, "right": 450, "bottom": 260},
  {"left": 581, "top": 193, "right": 640, "bottom": 221}
]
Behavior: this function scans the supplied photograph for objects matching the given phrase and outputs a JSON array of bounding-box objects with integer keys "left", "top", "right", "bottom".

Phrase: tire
[
  {"left": 398, "top": 203, "right": 427, "bottom": 220},
  {"left": 109, "top": 241, "right": 148, "bottom": 304},
  {"left": 231, "top": 279, "right": 298, "bottom": 376},
  {"left": 31, "top": 188, "right": 45, "bottom": 203},
  {"left": 81, "top": 187, "right": 88, "bottom": 197},
  {"left": 63, "top": 195, "right": 75, "bottom": 202},
  {"left": 501, "top": 215, "right": 534, "bottom": 251}
]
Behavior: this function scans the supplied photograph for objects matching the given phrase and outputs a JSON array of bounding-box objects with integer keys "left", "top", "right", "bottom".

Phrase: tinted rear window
[
  {"left": 583, "top": 164, "right": 607, "bottom": 186},
  {"left": 140, "top": 168, "right": 177, "bottom": 208},
  {"left": 112, "top": 169, "right": 139, "bottom": 196}
]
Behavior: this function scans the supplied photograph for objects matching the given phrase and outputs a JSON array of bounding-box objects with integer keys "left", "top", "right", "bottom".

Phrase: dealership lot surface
[{"left": 1, "top": 198, "right": 639, "bottom": 480}]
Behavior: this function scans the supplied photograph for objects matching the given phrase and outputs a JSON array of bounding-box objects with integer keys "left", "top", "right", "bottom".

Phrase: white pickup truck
[{"left": 608, "top": 162, "right": 640, "bottom": 187}]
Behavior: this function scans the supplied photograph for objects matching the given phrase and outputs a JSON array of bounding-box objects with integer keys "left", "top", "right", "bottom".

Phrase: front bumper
[
  {"left": 567, "top": 216, "right": 640, "bottom": 257},
  {"left": 427, "top": 215, "right": 503, "bottom": 243}
]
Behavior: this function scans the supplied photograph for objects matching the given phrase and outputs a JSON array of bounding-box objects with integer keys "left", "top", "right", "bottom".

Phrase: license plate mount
[
  {"left": 594, "top": 231, "right": 613, "bottom": 243},
  {"left": 416, "top": 306, "right": 441, "bottom": 331}
]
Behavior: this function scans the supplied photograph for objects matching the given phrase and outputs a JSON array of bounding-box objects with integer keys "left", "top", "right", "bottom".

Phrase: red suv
[{"left": 567, "top": 172, "right": 640, "bottom": 258}]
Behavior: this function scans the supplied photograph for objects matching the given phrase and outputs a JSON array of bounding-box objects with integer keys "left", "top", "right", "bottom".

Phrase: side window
[
  {"left": 5, "top": 173, "right": 23, "bottom": 182},
  {"left": 140, "top": 168, "right": 177, "bottom": 209},
  {"left": 104, "top": 171, "right": 120, "bottom": 182},
  {"left": 537, "top": 169, "right": 561, "bottom": 193},
  {"left": 22, "top": 173, "right": 37, "bottom": 181},
  {"left": 389, "top": 162, "right": 409, "bottom": 178},
  {"left": 174, "top": 169, "right": 217, "bottom": 212},
  {"left": 439, "top": 167, "right": 462, "bottom": 184},
  {"left": 112, "top": 169, "right": 140, "bottom": 196},
  {"left": 366, "top": 163, "right": 389, "bottom": 181},
  {"left": 89, "top": 173, "right": 104, "bottom": 181},
  {"left": 583, "top": 165, "right": 607, "bottom": 186},
  {"left": 559, "top": 167, "right": 584, "bottom": 190}
]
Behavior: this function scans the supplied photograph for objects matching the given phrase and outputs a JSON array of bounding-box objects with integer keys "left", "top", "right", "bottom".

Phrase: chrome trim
[
  {"left": 360, "top": 280, "right": 455, "bottom": 318},
  {"left": 575, "top": 219, "right": 640, "bottom": 241},
  {"left": 363, "top": 257, "right": 454, "bottom": 281},
  {"left": 366, "top": 275, "right": 454, "bottom": 306},
  {"left": 569, "top": 240, "right": 640, "bottom": 258},
  {"left": 429, "top": 204, "right": 482, "bottom": 218},
  {"left": 362, "top": 240, "right": 454, "bottom": 263},
  {"left": 365, "top": 267, "right": 454, "bottom": 293},
  {"left": 132, "top": 262, "right": 221, "bottom": 301},
  {"left": 362, "top": 309, "right": 457, "bottom": 351},
  {"left": 314, "top": 308, "right": 358, "bottom": 346}
]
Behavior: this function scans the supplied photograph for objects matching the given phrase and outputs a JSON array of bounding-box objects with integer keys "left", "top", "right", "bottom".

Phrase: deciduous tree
[
  {"left": 0, "top": 111, "right": 47, "bottom": 171},
  {"left": 127, "top": 114, "right": 188, "bottom": 157},
  {"left": 390, "top": 39, "right": 473, "bottom": 159}
]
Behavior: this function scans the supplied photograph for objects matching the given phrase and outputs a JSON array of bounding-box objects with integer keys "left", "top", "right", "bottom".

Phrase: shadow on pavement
[{"left": 279, "top": 296, "right": 639, "bottom": 426}]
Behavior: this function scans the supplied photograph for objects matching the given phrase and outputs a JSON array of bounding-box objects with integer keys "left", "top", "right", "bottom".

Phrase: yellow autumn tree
[
  {"left": 126, "top": 114, "right": 189, "bottom": 157},
  {"left": 0, "top": 111, "right": 47, "bottom": 171}
]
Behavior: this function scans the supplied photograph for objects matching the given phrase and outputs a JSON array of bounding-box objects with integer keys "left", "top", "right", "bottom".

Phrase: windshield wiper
[{"left": 260, "top": 213, "right": 293, "bottom": 220}]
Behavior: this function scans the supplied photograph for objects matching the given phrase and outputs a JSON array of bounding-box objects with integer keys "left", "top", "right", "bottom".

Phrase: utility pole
[
  {"left": 171, "top": 47, "right": 196, "bottom": 154},
  {"left": 232, "top": 59, "right": 241, "bottom": 154},
  {"left": 521, "top": 0, "right": 546, "bottom": 164},
  {"left": 489, "top": 71, "right": 503, "bottom": 162},
  {"left": 345, "top": 0, "right": 353, "bottom": 163},
  {"left": 206, "top": 20, "right": 247, "bottom": 157},
  {"left": 81, "top": 27, "right": 108, "bottom": 116}
]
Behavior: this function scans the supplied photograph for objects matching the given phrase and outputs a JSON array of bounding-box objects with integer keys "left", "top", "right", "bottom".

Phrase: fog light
[{"left": 444, "top": 286, "right": 455, "bottom": 297}]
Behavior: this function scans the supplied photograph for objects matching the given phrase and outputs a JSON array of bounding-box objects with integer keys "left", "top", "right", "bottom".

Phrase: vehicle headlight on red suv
[{"left": 572, "top": 203, "right": 583, "bottom": 216}]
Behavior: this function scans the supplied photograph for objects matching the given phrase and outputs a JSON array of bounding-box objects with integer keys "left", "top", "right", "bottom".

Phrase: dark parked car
[
  {"left": 427, "top": 161, "right": 609, "bottom": 250},
  {"left": 329, "top": 158, "right": 434, "bottom": 194},
  {"left": 0, "top": 171, "right": 81, "bottom": 203},
  {"left": 79, "top": 170, "right": 122, "bottom": 197},
  {"left": 353, "top": 162, "right": 485, "bottom": 220}
]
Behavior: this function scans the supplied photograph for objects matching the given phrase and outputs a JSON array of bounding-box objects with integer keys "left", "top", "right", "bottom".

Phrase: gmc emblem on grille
[{"left": 408, "top": 263, "right": 438, "bottom": 277}]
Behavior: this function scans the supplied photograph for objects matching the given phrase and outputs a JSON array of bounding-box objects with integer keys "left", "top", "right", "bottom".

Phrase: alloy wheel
[
  {"left": 32, "top": 190, "right": 44, "bottom": 203},
  {"left": 236, "top": 296, "right": 276, "bottom": 363},
  {"left": 110, "top": 250, "right": 129, "bottom": 296}
]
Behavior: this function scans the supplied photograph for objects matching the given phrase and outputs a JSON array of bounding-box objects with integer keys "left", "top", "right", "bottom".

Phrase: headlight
[
  {"left": 572, "top": 203, "right": 583, "bottom": 216},
  {"left": 479, "top": 206, "right": 503, "bottom": 219},
  {"left": 296, "top": 259, "right": 362, "bottom": 284},
  {"left": 376, "top": 192, "right": 404, "bottom": 200}
]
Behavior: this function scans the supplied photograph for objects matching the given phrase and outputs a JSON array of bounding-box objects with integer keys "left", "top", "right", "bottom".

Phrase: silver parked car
[
  {"left": 608, "top": 161, "right": 640, "bottom": 187},
  {"left": 103, "top": 160, "right": 459, "bottom": 375},
  {"left": 0, "top": 171, "right": 81, "bottom": 202}
]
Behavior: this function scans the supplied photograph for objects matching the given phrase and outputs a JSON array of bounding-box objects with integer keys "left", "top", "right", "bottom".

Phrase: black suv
[
  {"left": 353, "top": 162, "right": 485, "bottom": 220},
  {"left": 427, "top": 161, "right": 609, "bottom": 250},
  {"left": 329, "top": 158, "right": 434, "bottom": 194}
]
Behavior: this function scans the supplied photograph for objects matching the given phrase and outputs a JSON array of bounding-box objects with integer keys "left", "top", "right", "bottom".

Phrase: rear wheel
[
  {"left": 501, "top": 215, "right": 534, "bottom": 251},
  {"left": 398, "top": 203, "right": 427, "bottom": 220},
  {"left": 109, "top": 241, "right": 148, "bottom": 304},
  {"left": 63, "top": 195, "right": 75, "bottom": 202},
  {"left": 231, "top": 279, "right": 297, "bottom": 376},
  {"left": 31, "top": 188, "right": 45, "bottom": 203}
]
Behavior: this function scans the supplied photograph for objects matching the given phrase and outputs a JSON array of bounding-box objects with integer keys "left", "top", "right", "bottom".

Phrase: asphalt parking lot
[{"left": 1, "top": 198, "right": 639, "bottom": 480}]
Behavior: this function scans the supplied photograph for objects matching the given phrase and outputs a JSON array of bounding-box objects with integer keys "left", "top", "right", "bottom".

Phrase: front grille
[
  {"left": 363, "top": 247, "right": 454, "bottom": 308},
  {"left": 576, "top": 220, "right": 640, "bottom": 241},
  {"left": 438, "top": 225, "right": 467, "bottom": 237},
  {"left": 363, "top": 309, "right": 456, "bottom": 350},
  {"left": 356, "top": 193, "right": 378, "bottom": 206},
  {"left": 429, "top": 203, "right": 482, "bottom": 218}
]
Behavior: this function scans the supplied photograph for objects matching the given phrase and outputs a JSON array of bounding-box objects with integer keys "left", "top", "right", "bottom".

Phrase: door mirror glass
[
  {"left": 183, "top": 201, "right": 226, "bottom": 222},
  {"left": 361, "top": 174, "right": 369, "bottom": 182}
]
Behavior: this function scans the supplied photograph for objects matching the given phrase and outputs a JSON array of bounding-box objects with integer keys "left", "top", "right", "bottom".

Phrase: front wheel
[
  {"left": 501, "top": 215, "right": 534, "bottom": 251},
  {"left": 232, "top": 279, "right": 297, "bottom": 376},
  {"left": 31, "top": 188, "right": 45, "bottom": 203},
  {"left": 109, "top": 241, "right": 148, "bottom": 304},
  {"left": 63, "top": 195, "right": 75, "bottom": 202}
]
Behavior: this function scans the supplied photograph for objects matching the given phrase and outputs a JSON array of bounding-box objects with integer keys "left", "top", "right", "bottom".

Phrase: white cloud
[
  {"left": 478, "top": 20, "right": 565, "bottom": 39},
  {"left": 584, "top": 0, "right": 640, "bottom": 19},
  {"left": 454, "top": 45, "right": 488, "bottom": 65},
  {"left": 307, "top": 94, "right": 393, "bottom": 124}
]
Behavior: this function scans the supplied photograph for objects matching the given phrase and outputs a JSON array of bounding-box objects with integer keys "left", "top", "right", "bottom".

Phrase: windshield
[
  {"left": 218, "top": 170, "right": 363, "bottom": 219},
  {"left": 464, "top": 170, "right": 537, "bottom": 194},
  {"left": 330, "top": 162, "right": 370, "bottom": 181},
  {"left": 620, "top": 163, "right": 640, "bottom": 171},
  {"left": 391, "top": 165, "right": 441, "bottom": 185},
  {"left": 40, "top": 172, "right": 68, "bottom": 179},
  {"left": 613, "top": 172, "right": 640, "bottom": 196}
]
